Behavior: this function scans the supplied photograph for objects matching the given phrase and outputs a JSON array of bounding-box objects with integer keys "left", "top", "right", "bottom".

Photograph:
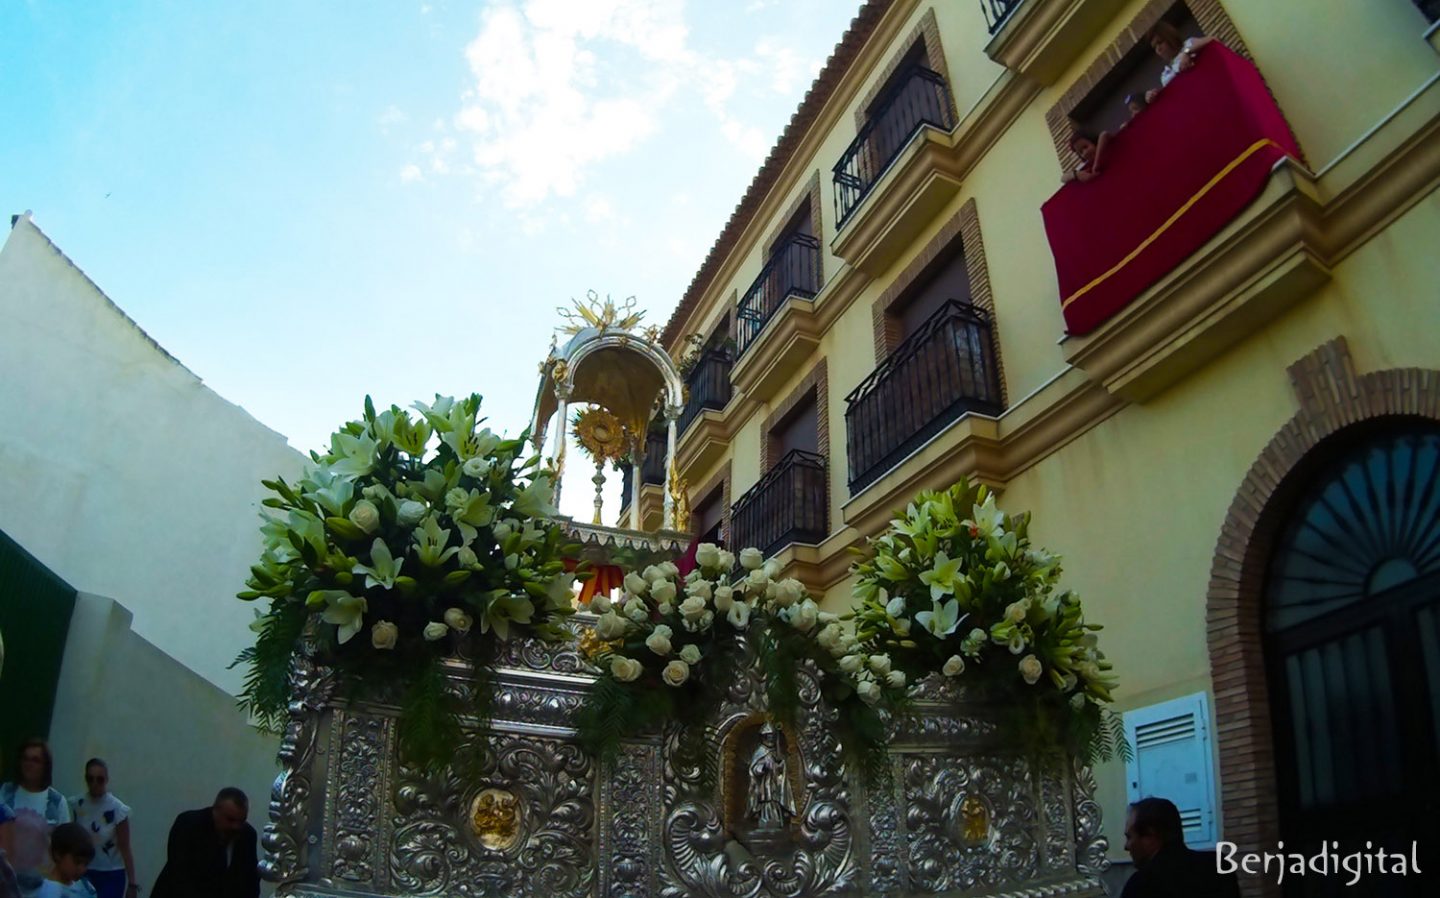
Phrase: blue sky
[{"left": 1, "top": 0, "right": 862, "bottom": 519}]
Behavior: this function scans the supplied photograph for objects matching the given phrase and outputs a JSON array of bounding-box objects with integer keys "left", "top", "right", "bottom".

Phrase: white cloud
[
  {"left": 409, "top": 0, "right": 846, "bottom": 213},
  {"left": 400, "top": 163, "right": 423, "bottom": 183},
  {"left": 378, "top": 105, "right": 408, "bottom": 132}
]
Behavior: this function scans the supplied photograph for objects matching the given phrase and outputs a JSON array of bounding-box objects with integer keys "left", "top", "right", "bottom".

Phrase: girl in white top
[{"left": 66, "top": 762, "right": 134, "bottom": 898}]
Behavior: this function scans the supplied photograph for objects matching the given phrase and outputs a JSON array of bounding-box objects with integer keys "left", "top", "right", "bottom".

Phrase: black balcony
[
  {"left": 980, "top": 0, "right": 1024, "bottom": 34},
  {"left": 833, "top": 65, "right": 955, "bottom": 227},
  {"left": 618, "top": 428, "right": 669, "bottom": 512},
  {"left": 677, "top": 348, "right": 734, "bottom": 435},
  {"left": 736, "top": 234, "right": 821, "bottom": 358},
  {"left": 729, "top": 449, "right": 828, "bottom": 556},
  {"left": 844, "top": 301, "right": 1003, "bottom": 493}
]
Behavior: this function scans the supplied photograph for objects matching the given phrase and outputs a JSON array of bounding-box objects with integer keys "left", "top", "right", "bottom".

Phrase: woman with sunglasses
[
  {"left": 67, "top": 761, "right": 134, "bottom": 898},
  {"left": 0, "top": 740, "right": 72, "bottom": 897}
]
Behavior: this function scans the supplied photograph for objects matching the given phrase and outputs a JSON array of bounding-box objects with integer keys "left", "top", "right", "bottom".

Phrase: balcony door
[
  {"left": 772, "top": 392, "right": 818, "bottom": 460},
  {"left": 692, "top": 484, "right": 725, "bottom": 547},
  {"left": 1264, "top": 426, "right": 1440, "bottom": 897},
  {"left": 766, "top": 204, "right": 818, "bottom": 302}
]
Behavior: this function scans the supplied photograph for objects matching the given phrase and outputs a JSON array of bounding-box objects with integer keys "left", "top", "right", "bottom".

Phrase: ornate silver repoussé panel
[{"left": 262, "top": 621, "right": 1108, "bottom": 897}]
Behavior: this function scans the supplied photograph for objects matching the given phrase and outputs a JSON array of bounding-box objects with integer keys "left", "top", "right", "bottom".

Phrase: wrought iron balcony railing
[
  {"left": 833, "top": 64, "right": 955, "bottom": 227},
  {"left": 844, "top": 301, "right": 1003, "bottom": 493},
  {"left": 618, "top": 429, "right": 669, "bottom": 511},
  {"left": 677, "top": 348, "right": 734, "bottom": 435},
  {"left": 981, "top": 0, "right": 1025, "bottom": 34},
  {"left": 729, "top": 449, "right": 828, "bottom": 557},
  {"left": 736, "top": 233, "right": 822, "bottom": 358}
]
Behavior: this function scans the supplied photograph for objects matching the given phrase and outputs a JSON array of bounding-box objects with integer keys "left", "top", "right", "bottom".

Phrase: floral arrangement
[
  {"left": 235, "top": 394, "right": 580, "bottom": 768},
  {"left": 849, "top": 478, "right": 1126, "bottom": 763},
  {"left": 576, "top": 542, "right": 904, "bottom": 780}
]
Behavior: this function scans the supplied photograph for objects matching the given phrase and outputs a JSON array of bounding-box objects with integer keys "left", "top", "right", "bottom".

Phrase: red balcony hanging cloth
[{"left": 1041, "top": 44, "right": 1302, "bottom": 336}]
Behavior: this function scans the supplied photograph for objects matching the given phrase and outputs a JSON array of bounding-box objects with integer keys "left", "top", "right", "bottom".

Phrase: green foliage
[
  {"left": 232, "top": 393, "right": 577, "bottom": 767},
  {"left": 230, "top": 599, "right": 309, "bottom": 733}
]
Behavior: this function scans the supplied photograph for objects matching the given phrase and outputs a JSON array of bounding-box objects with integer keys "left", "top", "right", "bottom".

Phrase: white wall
[
  {"left": 0, "top": 213, "right": 307, "bottom": 695},
  {"left": 48, "top": 592, "right": 280, "bottom": 895}
]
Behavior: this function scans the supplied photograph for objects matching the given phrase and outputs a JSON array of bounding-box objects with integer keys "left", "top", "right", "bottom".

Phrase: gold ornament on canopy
[
  {"left": 558, "top": 290, "right": 645, "bottom": 336},
  {"left": 572, "top": 407, "right": 627, "bottom": 465}
]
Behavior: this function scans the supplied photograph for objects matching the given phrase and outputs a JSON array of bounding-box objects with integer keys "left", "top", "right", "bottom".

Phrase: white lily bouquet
[
  {"left": 235, "top": 394, "right": 580, "bottom": 768},
  {"left": 850, "top": 478, "right": 1126, "bottom": 764},
  {"left": 576, "top": 542, "right": 902, "bottom": 779}
]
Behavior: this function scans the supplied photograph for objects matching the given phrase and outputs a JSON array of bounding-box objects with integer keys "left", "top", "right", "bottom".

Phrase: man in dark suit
[
  {"left": 1122, "top": 797, "right": 1241, "bottom": 898},
  {"left": 151, "top": 787, "right": 260, "bottom": 898}
]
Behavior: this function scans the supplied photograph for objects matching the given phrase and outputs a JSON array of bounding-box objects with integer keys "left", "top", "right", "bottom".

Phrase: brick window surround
[
  {"left": 689, "top": 461, "right": 732, "bottom": 545},
  {"left": 1206, "top": 336, "right": 1440, "bottom": 898},
  {"left": 761, "top": 171, "right": 824, "bottom": 285},
  {"left": 869, "top": 198, "right": 1007, "bottom": 405},
  {"left": 761, "top": 359, "right": 831, "bottom": 476},
  {"left": 853, "top": 7, "right": 958, "bottom": 129},
  {"left": 1045, "top": 0, "right": 1253, "bottom": 169}
]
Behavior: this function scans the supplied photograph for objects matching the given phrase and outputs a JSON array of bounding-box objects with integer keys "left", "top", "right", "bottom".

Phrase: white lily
[
  {"left": 353, "top": 538, "right": 403, "bottom": 589},
  {"left": 321, "top": 592, "right": 368, "bottom": 644},
  {"left": 915, "top": 598, "right": 964, "bottom": 638},
  {"left": 918, "top": 551, "right": 964, "bottom": 600}
]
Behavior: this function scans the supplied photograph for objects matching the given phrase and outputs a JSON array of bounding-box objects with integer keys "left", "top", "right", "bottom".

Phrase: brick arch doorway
[{"left": 1205, "top": 338, "right": 1440, "bottom": 897}]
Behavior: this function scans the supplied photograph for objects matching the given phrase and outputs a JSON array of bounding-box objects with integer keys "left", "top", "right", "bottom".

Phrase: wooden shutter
[{"left": 1123, "top": 692, "right": 1217, "bottom": 848}]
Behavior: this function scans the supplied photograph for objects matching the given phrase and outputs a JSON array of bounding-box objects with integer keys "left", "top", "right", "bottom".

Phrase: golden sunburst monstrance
[{"left": 571, "top": 407, "right": 628, "bottom": 465}]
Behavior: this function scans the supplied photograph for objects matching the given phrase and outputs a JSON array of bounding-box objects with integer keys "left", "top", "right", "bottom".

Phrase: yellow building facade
[{"left": 622, "top": 0, "right": 1440, "bottom": 890}]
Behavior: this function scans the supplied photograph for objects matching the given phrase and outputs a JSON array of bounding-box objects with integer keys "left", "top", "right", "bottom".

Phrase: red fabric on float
[{"left": 1041, "top": 45, "right": 1302, "bottom": 336}]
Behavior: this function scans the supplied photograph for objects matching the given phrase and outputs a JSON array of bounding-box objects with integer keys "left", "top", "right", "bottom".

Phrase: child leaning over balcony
[
  {"left": 1144, "top": 21, "right": 1215, "bottom": 103},
  {"left": 1061, "top": 130, "right": 1113, "bottom": 183}
]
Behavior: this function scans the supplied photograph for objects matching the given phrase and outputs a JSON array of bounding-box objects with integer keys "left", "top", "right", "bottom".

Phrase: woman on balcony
[{"left": 1145, "top": 22, "right": 1215, "bottom": 102}]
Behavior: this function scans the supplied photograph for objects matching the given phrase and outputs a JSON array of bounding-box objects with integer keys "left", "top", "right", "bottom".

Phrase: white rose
[
  {"left": 695, "top": 542, "right": 720, "bottom": 569},
  {"left": 818, "top": 611, "right": 839, "bottom": 625},
  {"left": 1019, "top": 654, "right": 1043, "bottom": 685},
  {"left": 423, "top": 621, "right": 448, "bottom": 641},
  {"left": 443, "top": 608, "right": 473, "bottom": 634},
  {"left": 816, "top": 623, "right": 842, "bottom": 652},
  {"left": 645, "top": 625, "right": 674, "bottom": 656},
  {"left": 838, "top": 653, "right": 864, "bottom": 675},
  {"left": 686, "top": 579, "right": 713, "bottom": 601},
  {"left": 624, "top": 572, "right": 649, "bottom": 596},
  {"left": 348, "top": 499, "right": 381, "bottom": 534},
  {"left": 590, "top": 594, "right": 612, "bottom": 615},
  {"left": 745, "top": 568, "right": 769, "bottom": 594},
  {"left": 611, "top": 656, "right": 643, "bottom": 682},
  {"left": 657, "top": 602, "right": 675, "bottom": 617},
  {"left": 1005, "top": 599, "right": 1030, "bottom": 624},
  {"left": 716, "top": 550, "right": 735, "bottom": 570},
  {"left": 790, "top": 599, "right": 819, "bottom": 632},
  {"left": 726, "top": 601, "right": 751, "bottom": 630},
  {"left": 642, "top": 564, "right": 664, "bottom": 583},
  {"left": 679, "top": 596, "right": 707, "bottom": 622},
  {"left": 942, "top": 655, "right": 966, "bottom": 677},
  {"left": 763, "top": 559, "right": 781, "bottom": 580},
  {"left": 700, "top": 610, "right": 714, "bottom": 630},
  {"left": 885, "top": 595, "right": 906, "bottom": 619},
  {"left": 887, "top": 670, "right": 906, "bottom": 689},
  {"left": 857, "top": 679, "right": 881, "bottom": 704},
  {"left": 739, "top": 547, "right": 765, "bottom": 570},
  {"left": 371, "top": 620, "right": 398, "bottom": 650},
  {"left": 660, "top": 561, "right": 680, "bottom": 579},
  {"left": 397, "top": 500, "right": 427, "bottom": 526},
  {"left": 595, "top": 612, "right": 629, "bottom": 640},
  {"left": 661, "top": 659, "right": 690, "bottom": 687},
  {"left": 622, "top": 597, "right": 648, "bottom": 622},
  {"left": 771, "top": 579, "right": 803, "bottom": 608},
  {"left": 462, "top": 456, "right": 492, "bottom": 478},
  {"left": 712, "top": 586, "right": 734, "bottom": 612},
  {"left": 1008, "top": 633, "right": 1026, "bottom": 655},
  {"left": 650, "top": 580, "right": 678, "bottom": 604},
  {"left": 679, "top": 643, "right": 702, "bottom": 665},
  {"left": 868, "top": 654, "right": 892, "bottom": 676}
]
